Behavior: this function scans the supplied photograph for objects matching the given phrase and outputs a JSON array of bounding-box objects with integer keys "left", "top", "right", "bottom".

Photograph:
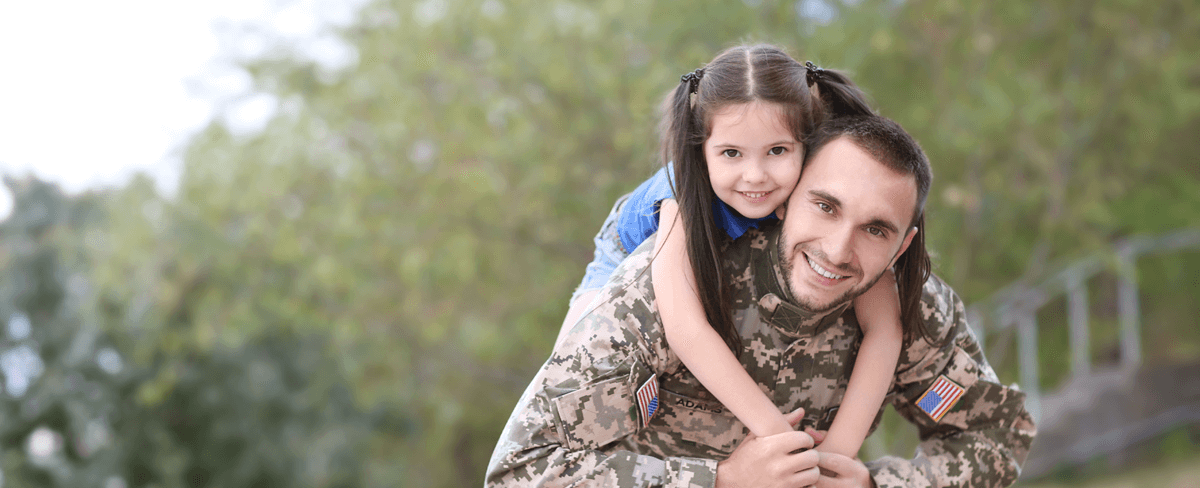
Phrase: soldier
[{"left": 486, "top": 115, "right": 1036, "bottom": 488}]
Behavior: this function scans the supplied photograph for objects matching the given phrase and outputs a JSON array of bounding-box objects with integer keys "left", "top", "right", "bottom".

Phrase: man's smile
[{"left": 804, "top": 252, "right": 849, "bottom": 281}]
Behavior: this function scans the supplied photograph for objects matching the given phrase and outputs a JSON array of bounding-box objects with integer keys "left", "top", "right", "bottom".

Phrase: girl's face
[{"left": 703, "top": 101, "right": 803, "bottom": 219}]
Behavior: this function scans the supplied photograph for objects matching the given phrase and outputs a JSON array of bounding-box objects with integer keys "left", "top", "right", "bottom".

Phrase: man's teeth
[{"left": 808, "top": 256, "right": 847, "bottom": 279}]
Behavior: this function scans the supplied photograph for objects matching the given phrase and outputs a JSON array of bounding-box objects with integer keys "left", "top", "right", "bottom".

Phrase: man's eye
[
  {"left": 722, "top": 149, "right": 740, "bottom": 158},
  {"left": 867, "top": 227, "right": 884, "bottom": 237},
  {"left": 768, "top": 146, "right": 786, "bottom": 155},
  {"left": 817, "top": 202, "right": 832, "bottom": 213}
]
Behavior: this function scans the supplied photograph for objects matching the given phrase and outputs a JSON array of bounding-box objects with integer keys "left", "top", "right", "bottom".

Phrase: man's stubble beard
[{"left": 777, "top": 236, "right": 889, "bottom": 314}]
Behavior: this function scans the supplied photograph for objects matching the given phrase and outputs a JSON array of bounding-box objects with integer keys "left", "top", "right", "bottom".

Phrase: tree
[{"left": 0, "top": 177, "right": 371, "bottom": 487}]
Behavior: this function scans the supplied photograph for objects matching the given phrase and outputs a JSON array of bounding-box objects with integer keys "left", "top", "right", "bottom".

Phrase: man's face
[{"left": 779, "top": 136, "right": 918, "bottom": 313}]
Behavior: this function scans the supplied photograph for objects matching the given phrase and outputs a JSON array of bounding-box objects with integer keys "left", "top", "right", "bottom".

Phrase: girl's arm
[
  {"left": 652, "top": 199, "right": 793, "bottom": 437},
  {"left": 816, "top": 269, "right": 903, "bottom": 458}
]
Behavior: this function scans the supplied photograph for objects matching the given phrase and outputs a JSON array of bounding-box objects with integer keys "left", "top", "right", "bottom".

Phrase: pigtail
[
  {"left": 660, "top": 66, "right": 742, "bottom": 354},
  {"left": 804, "top": 64, "right": 941, "bottom": 343},
  {"left": 805, "top": 62, "right": 874, "bottom": 120},
  {"left": 659, "top": 73, "right": 698, "bottom": 176},
  {"left": 893, "top": 213, "right": 936, "bottom": 346}
]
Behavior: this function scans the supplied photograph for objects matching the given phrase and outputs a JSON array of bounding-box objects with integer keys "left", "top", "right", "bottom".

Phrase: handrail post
[
  {"left": 1066, "top": 272, "right": 1090, "bottom": 378},
  {"left": 1116, "top": 247, "right": 1141, "bottom": 369}
]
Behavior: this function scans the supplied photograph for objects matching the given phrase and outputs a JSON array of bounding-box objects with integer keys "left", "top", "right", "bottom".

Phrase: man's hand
[
  {"left": 715, "top": 408, "right": 820, "bottom": 488},
  {"left": 814, "top": 451, "right": 876, "bottom": 488}
]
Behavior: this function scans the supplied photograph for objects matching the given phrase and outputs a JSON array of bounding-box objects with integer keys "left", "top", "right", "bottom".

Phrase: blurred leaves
[{"left": 0, "top": 182, "right": 370, "bottom": 487}]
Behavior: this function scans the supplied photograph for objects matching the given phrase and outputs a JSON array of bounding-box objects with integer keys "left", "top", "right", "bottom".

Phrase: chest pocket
[{"left": 654, "top": 388, "right": 744, "bottom": 453}]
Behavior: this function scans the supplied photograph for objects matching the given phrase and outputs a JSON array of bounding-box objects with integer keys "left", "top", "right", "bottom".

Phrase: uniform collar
[{"left": 751, "top": 223, "right": 850, "bottom": 337}]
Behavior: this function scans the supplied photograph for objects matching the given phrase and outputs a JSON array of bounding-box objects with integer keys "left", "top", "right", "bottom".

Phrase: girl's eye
[
  {"left": 722, "top": 149, "right": 741, "bottom": 158},
  {"left": 768, "top": 146, "right": 786, "bottom": 156}
]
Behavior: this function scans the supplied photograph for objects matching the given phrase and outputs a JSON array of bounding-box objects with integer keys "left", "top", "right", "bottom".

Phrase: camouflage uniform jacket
[{"left": 486, "top": 223, "right": 1036, "bottom": 488}]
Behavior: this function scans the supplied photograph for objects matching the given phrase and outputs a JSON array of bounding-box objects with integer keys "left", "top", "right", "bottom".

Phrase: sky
[{"left": 0, "top": 0, "right": 363, "bottom": 218}]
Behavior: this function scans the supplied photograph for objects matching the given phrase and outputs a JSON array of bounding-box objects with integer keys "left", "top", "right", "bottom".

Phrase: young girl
[{"left": 559, "top": 44, "right": 903, "bottom": 459}]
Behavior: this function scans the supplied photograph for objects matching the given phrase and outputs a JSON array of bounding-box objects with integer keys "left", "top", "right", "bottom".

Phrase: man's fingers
[
  {"left": 767, "top": 447, "right": 820, "bottom": 485},
  {"left": 721, "top": 430, "right": 822, "bottom": 488},
  {"left": 757, "top": 430, "right": 815, "bottom": 458},
  {"left": 815, "top": 451, "right": 872, "bottom": 488},
  {"left": 789, "top": 465, "right": 821, "bottom": 487},
  {"left": 816, "top": 451, "right": 854, "bottom": 472}
]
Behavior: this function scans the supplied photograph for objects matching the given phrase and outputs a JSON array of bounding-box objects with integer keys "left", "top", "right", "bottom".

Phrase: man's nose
[{"left": 824, "top": 224, "right": 855, "bottom": 268}]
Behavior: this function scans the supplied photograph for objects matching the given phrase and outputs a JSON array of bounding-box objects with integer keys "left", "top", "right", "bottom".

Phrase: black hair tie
[
  {"left": 680, "top": 68, "right": 705, "bottom": 94},
  {"left": 805, "top": 61, "right": 824, "bottom": 86}
]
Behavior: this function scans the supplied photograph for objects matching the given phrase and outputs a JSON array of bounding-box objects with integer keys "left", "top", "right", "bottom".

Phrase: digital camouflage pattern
[{"left": 486, "top": 223, "right": 1036, "bottom": 488}]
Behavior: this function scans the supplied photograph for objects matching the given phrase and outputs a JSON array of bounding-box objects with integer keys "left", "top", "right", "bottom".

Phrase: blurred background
[{"left": 0, "top": 0, "right": 1198, "bottom": 486}]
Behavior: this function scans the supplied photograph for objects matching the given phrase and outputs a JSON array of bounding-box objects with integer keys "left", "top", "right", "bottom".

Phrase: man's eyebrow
[
  {"left": 865, "top": 218, "right": 901, "bottom": 235},
  {"left": 808, "top": 189, "right": 841, "bottom": 208}
]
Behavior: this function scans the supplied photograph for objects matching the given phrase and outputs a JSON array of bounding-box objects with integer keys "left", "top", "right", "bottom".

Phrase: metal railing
[{"left": 966, "top": 228, "right": 1200, "bottom": 421}]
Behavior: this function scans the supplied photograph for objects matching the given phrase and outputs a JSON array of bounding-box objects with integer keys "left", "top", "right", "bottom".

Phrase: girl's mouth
[{"left": 737, "top": 190, "right": 772, "bottom": 201}]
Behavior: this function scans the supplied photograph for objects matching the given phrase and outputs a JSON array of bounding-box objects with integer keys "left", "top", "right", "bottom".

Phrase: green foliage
[
  {"left": 4, "top": 0, "right": 1199, "bottom": 486},
  {"left": 0, "top": 180, "right": 371, "bottom": 487}
]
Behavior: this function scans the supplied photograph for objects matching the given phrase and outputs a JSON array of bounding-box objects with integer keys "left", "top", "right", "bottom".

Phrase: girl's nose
[{"left": 743, "top": 160, "right": 766, "bottom": 183}]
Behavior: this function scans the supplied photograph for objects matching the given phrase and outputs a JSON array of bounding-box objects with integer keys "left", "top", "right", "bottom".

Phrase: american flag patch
[
  {"left": 916, "top": 375, "right": 965, "bottom": 422},
  {"left": 635, "top": 374, "right": 659, "bottom": 428}
]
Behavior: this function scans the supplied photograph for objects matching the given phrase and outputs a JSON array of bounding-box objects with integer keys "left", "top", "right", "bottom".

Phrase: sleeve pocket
[
  {"left": 551, "top": 375, "right": 638, "bottom": 451},
  {"left": 935, "top": 346, "right": 986, "bottom": 429},
  {"left": 905, "top": 346, "right": 981, "bottom": 430}
]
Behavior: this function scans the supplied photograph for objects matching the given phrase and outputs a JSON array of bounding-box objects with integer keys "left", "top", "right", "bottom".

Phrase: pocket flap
[{"left": 552, "top": 375, "right": 638, "bottom": 450}]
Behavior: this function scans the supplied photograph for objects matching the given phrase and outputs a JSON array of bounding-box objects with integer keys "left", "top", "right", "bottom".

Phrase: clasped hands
[{"left": 715, "top": 408, "right": 875, "bottom": 488}]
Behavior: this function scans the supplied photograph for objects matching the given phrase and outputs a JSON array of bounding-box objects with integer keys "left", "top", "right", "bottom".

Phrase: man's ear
[{"left": 889, "top": 226, "right": 918, "bottom": 268}]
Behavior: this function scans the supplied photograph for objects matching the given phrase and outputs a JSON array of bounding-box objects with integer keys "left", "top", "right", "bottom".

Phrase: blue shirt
[{"left": 616, "top": 165, "right": 778, "bottom": 253}]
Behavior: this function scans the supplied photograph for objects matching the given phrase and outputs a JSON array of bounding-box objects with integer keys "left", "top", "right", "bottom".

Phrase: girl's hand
[
  {"left": 853, "top": 268, "right": 900, "bottom": 334},
  {"left": 804, "top": 427, "right": 827, "bottom": 446}
]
